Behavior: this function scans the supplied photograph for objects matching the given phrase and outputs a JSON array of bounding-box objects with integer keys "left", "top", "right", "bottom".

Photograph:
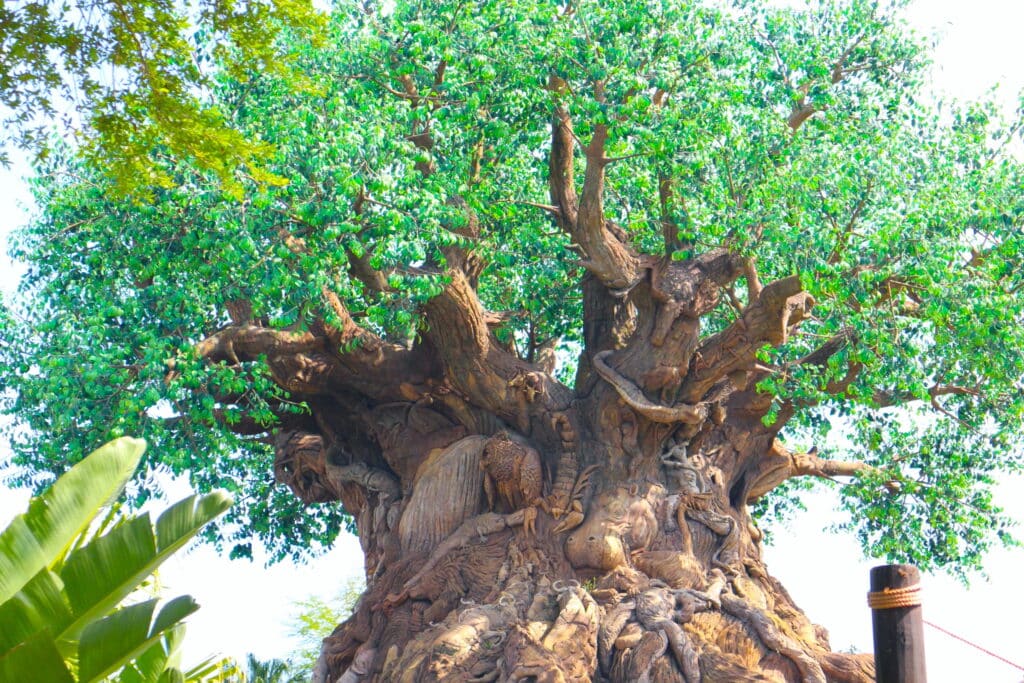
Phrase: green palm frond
[{"left": 0, "top": 437, "right": 233, "bottom": 683}]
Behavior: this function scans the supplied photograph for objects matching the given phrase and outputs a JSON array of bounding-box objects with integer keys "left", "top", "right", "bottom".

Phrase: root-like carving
[
  {"left": 384, "top": 509, "right": 528, "bottom": 610},
  {"left": 611, "top": 629, "right": 668, "bottom": 682},
  {"left": 635, "top": 587, "right": 700, "bottom": 682},
  {"left": 721, "top": 593, "right": 827, "bottom": 683},
  {"left": 598, "top": 599, "right": 636, "bottom": 675},
  {"left": 593, "top": 350, "right": 707, "bottom": 424},
  {"left": 820, "top": 651, "right": 875, "bottom": 683},
  {"left": 507, "top": 584, "right": 599, "bottom": 683}
]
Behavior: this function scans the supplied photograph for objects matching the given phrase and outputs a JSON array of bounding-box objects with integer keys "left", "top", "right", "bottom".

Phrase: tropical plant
[
  {"left": 286, "top": 578, "right": 364, "bottom": 674},
  {"left": 0, "top": 437, "right": 233, "bottom": 682},
  {"left": 3, "top": 0, "right": 1024, "bottom": 680},
  {"left": 240, "top": 654, "right": 305, "bottom": 683}
]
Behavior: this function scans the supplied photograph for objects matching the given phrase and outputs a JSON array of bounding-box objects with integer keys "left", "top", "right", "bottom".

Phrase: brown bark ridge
[{"left": 198, "top": 118, "right": 874, "bottom": 680}]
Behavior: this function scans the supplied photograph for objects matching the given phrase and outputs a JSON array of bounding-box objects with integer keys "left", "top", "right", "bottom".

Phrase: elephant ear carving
[{"left": 398, "top": 436, "right": 487, "bottom": 554}]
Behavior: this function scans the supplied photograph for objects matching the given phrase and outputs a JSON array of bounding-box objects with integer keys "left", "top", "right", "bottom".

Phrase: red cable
[{"left": 923, "top": 619, "right": 1024, "bottom": 673}]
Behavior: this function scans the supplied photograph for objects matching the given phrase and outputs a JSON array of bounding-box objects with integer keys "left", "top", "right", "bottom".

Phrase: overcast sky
[{"left": 2, "top": 1, "right": 1024, "bottom": 680}]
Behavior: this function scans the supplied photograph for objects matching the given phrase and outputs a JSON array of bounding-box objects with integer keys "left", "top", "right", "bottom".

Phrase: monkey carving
[
  {"left": 641, "top": 364, "right": 683, "bottom": 404},
  {"left": 480, "top": 432, "right": 543, "bottom": 536}
]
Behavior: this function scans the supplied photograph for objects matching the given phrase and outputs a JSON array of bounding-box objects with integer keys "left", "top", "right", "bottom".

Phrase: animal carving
[
  {"left": 480, "top": 432, "right": 544, "bottom": 535},
  {"left": 565, "top": 486, "right": 659, "bottom": 572},
  {"left": 641, "top": 364, "right": 683, "bottom": 403},
  {"left": 662, "top": 450, "right": 742, "bottom": 572}
]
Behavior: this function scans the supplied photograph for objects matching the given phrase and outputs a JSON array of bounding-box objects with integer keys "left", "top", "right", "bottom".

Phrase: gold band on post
[{"left": 867, "top": 584, "right": 922, "bottom": 609}]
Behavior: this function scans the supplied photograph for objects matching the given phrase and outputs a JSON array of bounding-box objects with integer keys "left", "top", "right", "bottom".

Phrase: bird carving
[{"left": 480, "top": 432, "right": 544, "bottom": 535}]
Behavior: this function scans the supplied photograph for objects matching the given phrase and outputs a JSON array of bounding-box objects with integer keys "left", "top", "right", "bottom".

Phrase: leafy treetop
[
  {"left": 0, "top": 0, "right": 323, "bottom": 196},
  {"left": 2, "top": 0, "right": 1023, "bottom": 573}
]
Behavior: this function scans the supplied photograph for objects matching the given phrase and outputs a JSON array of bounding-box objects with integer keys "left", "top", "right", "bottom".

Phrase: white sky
[{"left": 2, "top": 1, "right": 1024, "bottom": 680}]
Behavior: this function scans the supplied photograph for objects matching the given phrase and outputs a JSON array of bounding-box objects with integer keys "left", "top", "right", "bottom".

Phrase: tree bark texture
[
  {"left": 198, "top": 116, "right": 877, "bottom": 682},
  {"left": 204, "top": 260, "right": 873, "bottom": 682}
]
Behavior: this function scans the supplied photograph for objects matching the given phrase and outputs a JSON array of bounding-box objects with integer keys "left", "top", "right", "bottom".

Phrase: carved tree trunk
[
  {"left": 284, "top": 340, "right": 875, "bottom": 683},
  {"left": 199, "top": 115, "right": 877, "bottom": 683},
  {"left": 247, "top": 255, "right": 876, "bottom": 682}
]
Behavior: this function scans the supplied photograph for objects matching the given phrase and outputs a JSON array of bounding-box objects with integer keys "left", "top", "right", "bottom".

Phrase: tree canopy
[
  {"left": 0, "top": 0, "right": 323, "bottom": 196},
  {"left": 2, "top": 0, "right": 1023, "bottom": 573}
]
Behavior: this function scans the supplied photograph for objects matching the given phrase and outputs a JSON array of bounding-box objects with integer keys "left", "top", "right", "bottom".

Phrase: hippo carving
[{"left": 565, "top": 485, "right": 660, "bottom": 572}]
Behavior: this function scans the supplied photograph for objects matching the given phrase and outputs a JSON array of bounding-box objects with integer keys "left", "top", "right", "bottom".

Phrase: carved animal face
[
  {"left": 565, "top": 487, "right": 659, "bottom": 571},
  {"left": 480, "top": 434, "right": 517, "bottom": 478},
  {"left": 565, "top": 525, "right": 626, "bottom": 572}
]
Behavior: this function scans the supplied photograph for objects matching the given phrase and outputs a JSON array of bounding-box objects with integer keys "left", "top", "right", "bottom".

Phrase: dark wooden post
[{"left": 869, "top": 564, "right": 927, "bottom": 683}]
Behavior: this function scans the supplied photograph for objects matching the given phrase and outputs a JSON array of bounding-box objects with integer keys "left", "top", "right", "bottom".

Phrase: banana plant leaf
[
  {"left": 0, "top": 491, "right": 230, "bottom": 661},
  {"left": 0, "top": 437, "right": 234, "bottom": 683},
  {"left": 0, "top": 631, "right": 75, "bottom": 683},
  {"left": 0, "top": 438, "right": 146, "bottom": 605},
  {"left": 78, "top": 596, "right": 198, "bottom": 683},
  {"left": 57, "top": 491, "right": 232, "bottom": 647}
]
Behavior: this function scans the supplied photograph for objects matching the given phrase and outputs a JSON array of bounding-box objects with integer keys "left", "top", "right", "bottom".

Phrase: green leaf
[
  {"left": 0, "top": 438, "right": 146, "bottom": 606},
  {"left": 0, "top": 569, "right": 72, "bottom": 658},
  {"left": 0, "top": 631, "right": 75, "bottom": 683},
  {"left": 78, "top": 597, "right": 199, "bottom": 683},
  {"left": 56, "top": 492, "right": 230, "bottom": 646}
]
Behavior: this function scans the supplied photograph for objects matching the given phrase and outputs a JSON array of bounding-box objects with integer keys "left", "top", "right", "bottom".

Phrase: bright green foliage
[
  {"left": 2, "top": 0, "right": 1023, "bottom": 575},
  {"left": 286, "top": 578, "right": 363, "bottom": 674},
  {"left": 0, "top": 0, "right": 324, "bottom": 197},
  {"left": 0, "top": 437, "right": 233, "bottom": 682},
  {"left": 240, "top": 654, "right": 306, "bottom": 683},
  {"left": 180, "top": 655, "right": 244, "bottom": 683}
]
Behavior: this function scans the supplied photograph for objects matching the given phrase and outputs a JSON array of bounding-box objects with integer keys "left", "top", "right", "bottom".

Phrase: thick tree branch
[
  {"left": 658, "top": 175, "right": 685, "bottom": 254},
  {"left": 788, "top": 326, "right": 864, "bottom": 396},
  {"left": 196, "top": 324, "right": 322, "bottom": 365},
  {"left": 793, "top": 327, "right": 857, "bottom": 368},
  {"left": 548, "top": 106, "right": 579, "bottom": 231},
  {"left": 439, "top": 195, "right": 485, "bottom": 288},
  {"left": 680, "top": 275, "right": 814, "bottom": 403},
  {"left": 788, "top": 101, "right": 818, "bottom": 131},
  {"left": 742, "top": 257, "right": 762, "bottom": 300},
  {"left": 346, "top": 246, "right": 394, "bottom": 294},
  {"left": 746, "top": 442, "right": 898, "bottom": 501},
  {"left": 422, "top": 269, "right": 491, "bottom": 366},
  {"left": 720, "top": 594, "right": 826, "bottom": 683},
  {"left": 196, "top": 289, "right": 426, "bottom": 403},
  {"left": 574, "top": 272, "right": 638, "bottom": 391},
  {"left": 548, "top": 108, "right": 640, "bottom": 291},
  {"left": 344, "top": 193, "right": 393, "bottom": 294},
  {"left": 422, "top": 268, "right": 573, "bottom": 431}
]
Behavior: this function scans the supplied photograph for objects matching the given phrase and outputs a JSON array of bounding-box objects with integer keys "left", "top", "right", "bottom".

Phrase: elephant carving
[{"left": 565, "top": 485, "right": 659, "bottom": 572}]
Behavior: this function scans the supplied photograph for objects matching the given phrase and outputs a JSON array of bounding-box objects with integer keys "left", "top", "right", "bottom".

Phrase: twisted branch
[{"left": 592, "top": 350, "right": 707, "bottom": 424}]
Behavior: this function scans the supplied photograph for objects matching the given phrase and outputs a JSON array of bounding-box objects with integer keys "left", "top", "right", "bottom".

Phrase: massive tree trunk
[
  {"left": 209, "top": 266, "right": 873, "bottom": 682},
  {"left": 198, "top": 114, "right": 876, "bottom": 683}
]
